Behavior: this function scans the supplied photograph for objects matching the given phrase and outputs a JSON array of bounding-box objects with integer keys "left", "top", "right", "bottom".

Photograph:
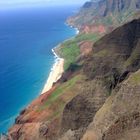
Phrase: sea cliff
[{"left": 4, "top": 0, "right": 140, "bottom": 140}]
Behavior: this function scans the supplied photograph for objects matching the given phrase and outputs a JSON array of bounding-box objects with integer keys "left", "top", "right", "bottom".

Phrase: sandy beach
[
  {"left": 41, "top": 50, "right": 64, "bottom": 94},
  {"left": 41, "top": 27, "right": 79, "bottom": 95}
]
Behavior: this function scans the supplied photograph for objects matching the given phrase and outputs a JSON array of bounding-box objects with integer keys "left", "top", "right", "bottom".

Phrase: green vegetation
[
  {"left": 39, "top": 32, "right": 101, "bottom": 119},
  {"left": 38, "top": 32, "right": 101, "bottom": 120},
  {"left": 94, "top": 49, "right": 110, "bottom": 57},
  {"left": 60, "top": 42, "right": 80, "bottom": 70},
  {"left": 39, "top": 75, "right": 81, "bottom": 110},
  {"left": 125, "top": 48, "right": 140, "bottom": 67},
  {"left": 89, "top": 9, "right": 135, "bottom": 27},
  {"left": 75, "top": 33, "right": 100, "bottom": 42},
  {"left": 119, "top": 10, "right": 134, "bottom": 23},
  {"left": 129, "top": 71, "right": 140, "bottom": 85},
  {"left": 98, "top": 16, "right": 113, "bottom": 26},
  {"left": 58, "top": 33, "right": 100, "bottom": 70},
  {"left": 47, "top": 103, "right": 64, "bottom": 121},
  {"left": 37, "top": 74, "right": 84, "bottom": 121}
]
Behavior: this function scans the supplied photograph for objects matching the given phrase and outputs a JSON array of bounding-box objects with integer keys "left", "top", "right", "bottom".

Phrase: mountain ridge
[
  {"left": 68, "top": 0, "right": 140, "bottom": 33},
  {"left": 60, "top": 17, "right": 140, "bottom": 140}
]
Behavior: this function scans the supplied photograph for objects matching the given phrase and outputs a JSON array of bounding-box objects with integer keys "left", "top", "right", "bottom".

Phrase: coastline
[
  {"left": 41, "top": 48, "right": 64, "bottom": 94},
  {"left": 65, "top": 22, "right": 80, "bottom": 35},
  {"left": 41, "top": 26, "right": 79, "bottom": 95},
  {"left": 1, "top": 6, "right": 79, "bottom": 133}
]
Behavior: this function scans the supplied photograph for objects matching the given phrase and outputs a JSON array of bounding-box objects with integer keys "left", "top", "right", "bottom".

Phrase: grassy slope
[
  {"left": 22, "top": 32, "right": 102, "bottom": 133},
  {"left": 129, "top": 71, "right": 140, "bottom": 85},
  {"left": 37, "top": 74, "right": 84, "bottom": 121},
  {"left": 38, "top": 33, "right": 101, "bottom": 122},
  {"left": 57, "top": 33, "right": 100, "bottom": 70}
]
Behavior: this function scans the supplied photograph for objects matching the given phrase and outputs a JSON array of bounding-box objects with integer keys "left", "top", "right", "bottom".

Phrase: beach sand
[
  {"left": 41, "top": 56, "right": 64, "bottom": 94},
  {"left": 41, "top": 26, "right": 79, "bottom": 95}
]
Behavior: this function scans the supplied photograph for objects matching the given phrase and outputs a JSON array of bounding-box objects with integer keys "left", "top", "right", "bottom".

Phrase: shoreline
[
  {"left": 41, "top": 48, "right": 64, "bottom": 94},
  {"left": 66, "top": 22, "right": 80, "bottom": 35},
  {"left": 41, "top": 26, "right": 79, "bottom": 95}
]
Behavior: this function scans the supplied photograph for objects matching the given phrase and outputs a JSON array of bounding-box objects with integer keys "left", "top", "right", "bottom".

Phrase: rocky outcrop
[
  {"left": 60, "top": 80, "right": 108, "bottom": 139},
  {"left": 60, "top": 18, "right": 140, "bottom": 140},
  {"left": 84, "top": 18, "right": 140, "bottom": 84},
  {"left": 82, "top": 69, "right": 140, "bottom": 140}
]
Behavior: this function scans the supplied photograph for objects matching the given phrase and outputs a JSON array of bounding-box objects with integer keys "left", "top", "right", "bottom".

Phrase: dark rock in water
[{"left": 0, "top": 134, "right": 8, "bottom": 140}]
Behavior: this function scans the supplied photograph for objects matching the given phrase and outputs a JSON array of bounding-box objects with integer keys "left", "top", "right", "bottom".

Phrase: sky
[{"left": 0, "top": 0, "right": 88, "bottom": 8}]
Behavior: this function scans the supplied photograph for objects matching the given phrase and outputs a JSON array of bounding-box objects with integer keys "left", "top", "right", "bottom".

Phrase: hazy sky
[{"left": 0, "top": 0, "right": 88, "bottom": 8}]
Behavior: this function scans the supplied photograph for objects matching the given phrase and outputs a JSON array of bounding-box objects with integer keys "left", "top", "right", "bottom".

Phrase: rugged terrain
[
  {"left": 68, "top": 0, "right": 140, "bottom": 33},
  {"left": 2, "top": 0, "right": 140, "bottom": 140},
  {"left": 61, "top": 18, "right": 140, "bottom": 140}
]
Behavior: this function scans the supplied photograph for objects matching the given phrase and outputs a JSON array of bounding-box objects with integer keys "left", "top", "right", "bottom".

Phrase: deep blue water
[{"left": 0, "top": 5, "right": 78, "bottom": 133}]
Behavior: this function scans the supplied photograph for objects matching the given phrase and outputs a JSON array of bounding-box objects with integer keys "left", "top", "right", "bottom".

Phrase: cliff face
[
  {"left": 82, "top": 70, "right": 140, "bottom": 140},
  {"left": 68, "top": 0, "right": 140, "bottom": 32},
  {"left": 59, "top": 18, "right": 140, "bottom": 140},
  {"left": 97, "top": 0, "right": 140, "bottom": 16},
  {"left": 8, "top": 16, "right": 140, "bottom": 140}
]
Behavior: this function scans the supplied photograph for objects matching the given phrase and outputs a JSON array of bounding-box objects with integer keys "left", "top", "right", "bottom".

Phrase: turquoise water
[{"left": 0, "top": 5, "right": 78, "bottom": 133}]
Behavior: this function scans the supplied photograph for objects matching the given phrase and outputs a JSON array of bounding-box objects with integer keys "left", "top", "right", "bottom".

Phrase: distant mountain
[
  {"left": 68, "top": 0, "right": 140, "bottom": 31},
  {"left": 96, "top": 0, "right": 140, "bottom": 16}
]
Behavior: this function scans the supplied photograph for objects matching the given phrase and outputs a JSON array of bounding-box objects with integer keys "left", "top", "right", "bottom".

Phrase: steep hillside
[
  {"left": 68, "top": 0, "right": 140, "bottom": 32},
  {"left": 60, "top": 18, "right": 140, "bottom": 140},
  {"left": 82, "top": 69, "right": 140, "bottom": 140},
  {"left": 6, "top": 17, "right": 140, "bottom": 140}
]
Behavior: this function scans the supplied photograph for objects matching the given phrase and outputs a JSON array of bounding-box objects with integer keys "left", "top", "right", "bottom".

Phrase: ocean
[{"left": 0, "top": 5, "right": 78, "bottom": 133}]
